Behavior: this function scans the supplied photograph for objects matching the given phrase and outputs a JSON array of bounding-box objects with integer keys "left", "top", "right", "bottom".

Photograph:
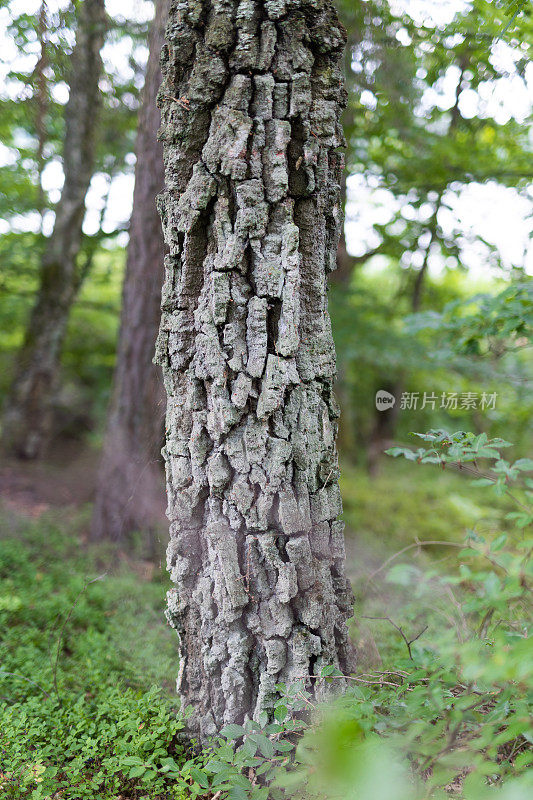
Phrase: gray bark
[
  {"left": 1, "top": 0, "right": 106, "bottom": 459},
  {"left": 91, "top": 0, "right": 168, "bottom": 543},
  {"left": 156, "top": 0, "right": 355, "bottom": 739}
]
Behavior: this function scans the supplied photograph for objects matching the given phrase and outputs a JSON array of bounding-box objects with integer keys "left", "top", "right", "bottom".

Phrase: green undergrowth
[
  {"left": 0, "top": 443, "right": 531, "bottom": 799},
  {"left": 0, "top": 505, "right": 183, "bottom": 798}
]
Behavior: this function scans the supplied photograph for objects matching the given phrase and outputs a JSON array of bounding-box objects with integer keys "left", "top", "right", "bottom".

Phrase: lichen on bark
[{"left": 156, "top": 0, "right": 354, "bottom": 739}]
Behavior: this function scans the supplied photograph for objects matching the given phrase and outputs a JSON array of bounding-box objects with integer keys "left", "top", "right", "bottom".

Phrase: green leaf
[
  {"left": 120, "top": 756, "right": 145, "bottom": 766},
  {"left": 190, "top": 768, "right": 209, "bottom": 788},
  {"left": 513, "top": 458, "right": 533, "bottom": 472},
  {"left": 274, "top": 740, "right": 295, "bottom": 753},
  {"left": 220, "top": 724, "right": 246, "bottom": 739},
  {"left": 160, "top": 756, "right": 181, "bottom": 771},
  {"left": 250, "top": 733, "right": 275, "bottom": 758},
  {"left": 241, "top": 737, "right": 258, "bottom": 758},
  {"left": 491, "top": 534, "right": 507, "bottom": 551},
  {"left": 128, "top": 764, "right": 147, "bottom": 778},
  {"left": 205, "top": 758, "right": 229, "bottom": 773},
  {"left": 251, "top": 787, "right": 269, "bottom": 800},
  {"left": 227, "top": 788, "right": 249, "bottom": 800}
]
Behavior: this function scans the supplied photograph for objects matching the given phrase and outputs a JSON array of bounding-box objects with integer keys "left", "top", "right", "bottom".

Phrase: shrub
[{"left": 1, "top": 430, "right": 531, "bottom": 799}]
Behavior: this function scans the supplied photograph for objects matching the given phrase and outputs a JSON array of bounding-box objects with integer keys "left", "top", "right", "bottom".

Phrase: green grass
[
  {"left": 0, "top": 505, "right": 176, "bottom": 699},
  {"left": 340, "top": 459, "right": 515, "bottom": 673},
  {"left": 0, "top": 504, "right": 187, "bottom": 798}
]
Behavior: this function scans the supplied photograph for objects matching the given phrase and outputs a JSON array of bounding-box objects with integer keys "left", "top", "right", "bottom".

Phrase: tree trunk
[
  {"left": 1, "top": 0, "right": 106, "bottom": 459},
  {"left": 90, "top": 0, "right": 168, "bottom": 544},
  {"left": 35, "top": 1, "right": 48, "bottom": 225},
  {"left": 156, "top": 0, "right": 355, "bottom": 740},
  {"left": 332, "top": 171, "right": 357, "bottom": 460}
]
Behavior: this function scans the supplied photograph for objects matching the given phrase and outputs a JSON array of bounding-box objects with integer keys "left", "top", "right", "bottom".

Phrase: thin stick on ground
[{"left": 0, "top": 670, "right": 51, "bottom": 699}]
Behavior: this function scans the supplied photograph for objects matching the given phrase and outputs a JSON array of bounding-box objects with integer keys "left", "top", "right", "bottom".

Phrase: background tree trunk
[
  {"left": 156, "top": 0, "right": 355, "bottom": 739},
  {"left": 90, "top": 0, "right": 168, "bottom": 544},
  {"left": 332, "top": 172, "right": 358, "bottom": 460},
  {"left": 1, "top": 0, "right": 106, "bottom": 459}
]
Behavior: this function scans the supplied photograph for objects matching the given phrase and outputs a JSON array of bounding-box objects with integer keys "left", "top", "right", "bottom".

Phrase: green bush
[
  {"left": 206, "top": 431, "right": 533, "bottom": 800},
  {"left": 1, "top": 432, "right": 531, "bottom": 799},
  {"left": 0, "top": 688, "right": 186, "bottom": 798}
]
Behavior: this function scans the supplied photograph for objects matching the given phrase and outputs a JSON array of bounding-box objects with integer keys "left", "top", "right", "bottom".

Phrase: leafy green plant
[
  {"left": 225, "top": 430, "right": 532, "bottom": 800},
  {"left": 405, "top": 284, "right": 533, "bottom": 359},
  {"left": 1, "top": 428, "right": 532, "bottom": 799},
  {"left": 178, "top": 424, "right": 533, "bottom": 800}
]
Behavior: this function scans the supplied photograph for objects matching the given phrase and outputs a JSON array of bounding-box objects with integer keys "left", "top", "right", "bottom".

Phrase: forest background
[{"left": 0, "top": 0, "right": 532, "bottom": 798}]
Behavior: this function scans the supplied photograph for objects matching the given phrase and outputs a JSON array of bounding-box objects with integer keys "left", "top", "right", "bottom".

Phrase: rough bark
[
  {"left": 1, "top": 0, "right": 106, "bottom": 459},
  {"left": 90, "top": 0, "right": 168, "bottom": 543},
  {"left": 156, "top": 0, "right": 355, "bottom": 739}
]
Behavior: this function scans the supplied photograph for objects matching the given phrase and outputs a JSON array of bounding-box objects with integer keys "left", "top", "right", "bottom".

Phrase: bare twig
[
  {"left": 362, "top": 616, "right": 428, "bottom": 660},
  {"left": 293, "top": 671, "right": 408, "bottom": 689}
]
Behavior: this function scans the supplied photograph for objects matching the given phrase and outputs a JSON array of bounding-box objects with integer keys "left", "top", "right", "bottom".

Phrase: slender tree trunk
[
  {"left": 1, "top": 0, "right": 106, "bottom": 459},
  {"left": 35, "top": 1, "right": 48, "bottom": 226},
  {"left": 156, "top": 0, "right": 355, "bottom": 740},
  {"left": 90, "top": 0, "right": 168, "bottom": 543},
  {"left": 332, "top": 172, "right": 357, "bottom": 460}
]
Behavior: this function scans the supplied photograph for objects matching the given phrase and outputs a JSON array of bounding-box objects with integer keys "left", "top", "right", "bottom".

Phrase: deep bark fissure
[{"left": 157, "top": 0, "right": 355, "bottom": 739}]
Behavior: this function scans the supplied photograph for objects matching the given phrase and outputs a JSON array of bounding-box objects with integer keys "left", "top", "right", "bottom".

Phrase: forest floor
[
  {"left": 0, "top": 454, "right": 517, "bottom": 798},
  {"left": 1, "top": 443, "right": 107, "bottom": 513},
  {"left": 0, "top": 452, "right": 508, "bottom": 683}
]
